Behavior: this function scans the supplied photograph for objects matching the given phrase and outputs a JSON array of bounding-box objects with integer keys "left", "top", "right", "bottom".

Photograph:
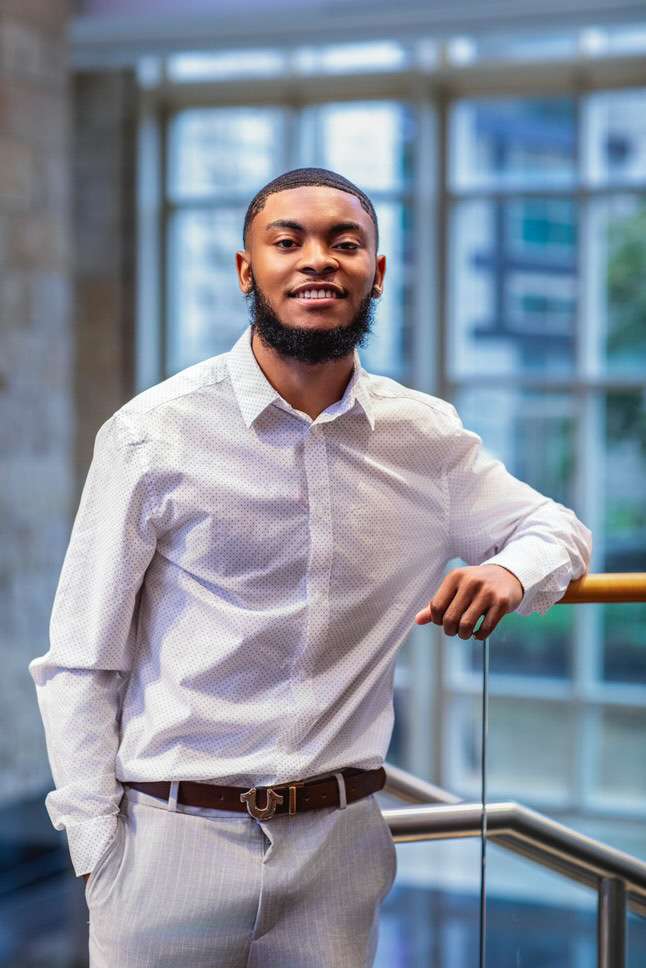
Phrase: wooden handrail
[{"left": 558, "top": 573, "right": 646, "bottom": 604}]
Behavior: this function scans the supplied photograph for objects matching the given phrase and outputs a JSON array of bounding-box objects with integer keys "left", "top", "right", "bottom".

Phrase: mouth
[{"left": 288, "top": 285, "right": 346, "bottom": 303}]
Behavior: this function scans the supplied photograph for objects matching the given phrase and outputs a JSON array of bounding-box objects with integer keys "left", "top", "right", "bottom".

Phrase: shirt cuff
[
  {"left": 481, "top": 541, "right": 572, "bottom": 617},
  {"left": 64, "top": 815, "right": 120, "bottom": 878}
]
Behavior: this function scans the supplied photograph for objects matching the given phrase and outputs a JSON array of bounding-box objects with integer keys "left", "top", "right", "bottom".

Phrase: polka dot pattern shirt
[{"left": 29, "top": 324, "right": 592, "bottom": 875}]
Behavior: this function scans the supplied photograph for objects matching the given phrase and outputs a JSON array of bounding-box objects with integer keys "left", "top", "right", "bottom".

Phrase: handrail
[
  {"left": 382, "top": 801, "right": 646, "bottom": 917},
  {"left": 383, "top": 574, "right": 646, "bottom": 965},
  {"left": 382, "top": 763, "right": 646, "bottom": 963},
  {"left": 558, "top": 572, "right": 646, "bottom": 604},
  {"left": 383, "top": 762, "right": 462, "bottom": 806}
]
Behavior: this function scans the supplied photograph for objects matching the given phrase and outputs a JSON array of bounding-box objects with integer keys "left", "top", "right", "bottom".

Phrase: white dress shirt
[{"left": 29, "top": 324, "right": 592, "bottom": 876}]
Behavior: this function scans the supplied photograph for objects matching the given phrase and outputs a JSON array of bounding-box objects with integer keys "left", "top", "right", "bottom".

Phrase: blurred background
[{"left": 1, "top": 0, "right": 646, "bottom": 965}]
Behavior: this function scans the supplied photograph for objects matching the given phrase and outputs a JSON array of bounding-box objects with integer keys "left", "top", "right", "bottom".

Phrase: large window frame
[{"left": 136, "top": 43, "right": 646, "bottom": 831}]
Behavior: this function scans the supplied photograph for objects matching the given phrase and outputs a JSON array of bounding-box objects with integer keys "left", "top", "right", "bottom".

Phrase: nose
[{"left": 297, "top": 239, "right": 339, "bottom": 276}]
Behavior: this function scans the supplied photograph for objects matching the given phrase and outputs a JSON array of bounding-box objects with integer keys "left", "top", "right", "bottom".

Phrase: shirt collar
[{"left": 226, "top": 325, "right": 375, "bottom": 431}]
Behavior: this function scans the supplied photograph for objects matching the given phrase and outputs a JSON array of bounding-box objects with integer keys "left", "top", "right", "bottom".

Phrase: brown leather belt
[{"left": 125, "top": 767, "right": 385, "bottom": 820}]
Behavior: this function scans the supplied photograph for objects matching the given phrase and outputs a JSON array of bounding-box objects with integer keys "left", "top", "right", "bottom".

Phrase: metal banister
[
  {"left": 382, "top": 763, "right": 646, "bottom": 964},
  {"left": 383, "top": 761, "right": 462, "bottom": 806},
  {"left": 382, "top": 574, "right": 646, "bottom": 964},
  {"left": 381, "top": 797, "right": 646, "bottom": 916}
]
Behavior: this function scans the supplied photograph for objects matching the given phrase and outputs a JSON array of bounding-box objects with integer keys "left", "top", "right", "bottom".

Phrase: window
[
  {"left": 445, "top": 88, "right": 646, "bottom": 839},
  {"left": 141, "top": 38, "right": 646, "bottom": 859},
  {"left": 165, "top": 99, "right": 414, "bottom": 380}
]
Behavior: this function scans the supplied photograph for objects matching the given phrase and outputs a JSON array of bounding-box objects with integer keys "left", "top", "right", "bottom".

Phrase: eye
[
  {"left": 336, "top": 241, "right": 360, "bottom": 250},
  {"left": 276, "top": 239, "right": 298, "bottom": 249}
]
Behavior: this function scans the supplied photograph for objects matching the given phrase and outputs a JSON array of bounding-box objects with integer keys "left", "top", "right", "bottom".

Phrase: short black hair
[{"left": 242, "top": 167, "right": 379, "bottom": 251}]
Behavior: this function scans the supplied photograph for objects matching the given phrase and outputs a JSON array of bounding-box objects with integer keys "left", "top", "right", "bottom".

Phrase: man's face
[{"left": 236, "top": 186, "right": 386, "bottom": 364}]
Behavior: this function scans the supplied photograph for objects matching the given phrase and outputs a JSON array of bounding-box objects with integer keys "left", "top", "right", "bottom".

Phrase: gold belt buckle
[
  {"left": 240, "top": 786, "right": 284, "bottom": 820},
  {"left": 287, "top": 780, "right": 305, "bottom": 816}
]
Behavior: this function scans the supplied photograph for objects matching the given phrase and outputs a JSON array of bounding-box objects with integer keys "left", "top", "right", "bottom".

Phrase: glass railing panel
[
  {"left": 482, "top": 595, "right": 646, "bottom": 966},
  {"left": 602, "top": 602, "right": 646, "bottom": 685},
  {"left": 627, "top": 910, "right": 646, "bottom": 967},
  {"left": 483, "top": 841, "right": 597, "bottom": 967},
  {"left": 444, "top": 690, "right": 577, "bottom": 813},
  {"left": 375, "top": 839, "right": 483, "bottom": 968}
]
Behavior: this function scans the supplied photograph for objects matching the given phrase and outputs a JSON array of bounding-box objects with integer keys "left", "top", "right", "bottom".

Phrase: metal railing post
[{"left": 597, "top": 877, "right": 626, "bottom": 968}]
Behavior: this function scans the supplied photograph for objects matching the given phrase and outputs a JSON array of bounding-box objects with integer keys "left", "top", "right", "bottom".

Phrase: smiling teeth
[{"left": 296, "top": 290, "right": 337, "bottom": 299}]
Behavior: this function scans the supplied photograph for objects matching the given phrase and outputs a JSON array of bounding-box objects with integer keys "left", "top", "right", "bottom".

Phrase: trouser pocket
[
  {"left": 368, "top": 794, "right": 397, "bottom": 894},
  {"left": 85, "top": 816, "right": 126, "bottom": 907}
]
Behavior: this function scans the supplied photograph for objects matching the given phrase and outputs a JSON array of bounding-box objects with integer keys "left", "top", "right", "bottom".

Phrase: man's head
[
  {"left": 242, "top": 168, "right": 380, "bottom": 252},
  {"left": 236, "top": 168, "right": 386, "bottom": 365}
]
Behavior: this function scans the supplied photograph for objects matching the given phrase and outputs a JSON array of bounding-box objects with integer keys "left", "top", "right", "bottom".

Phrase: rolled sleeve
[
  {"left": 445, "top": 405, "right": 592, "bottom": 616},
  {"left": 28, "top": 413, "right": 157, "bottom": 876}
]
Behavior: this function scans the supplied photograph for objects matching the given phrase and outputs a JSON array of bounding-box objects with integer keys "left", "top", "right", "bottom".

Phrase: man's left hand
[{"left": 414, "top": 564, "right": 524, "bottom": 641}]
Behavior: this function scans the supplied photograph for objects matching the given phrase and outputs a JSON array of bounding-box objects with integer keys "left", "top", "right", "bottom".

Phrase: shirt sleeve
[
  {"left": 28, "top": 412, "right": 157, "bottom": 876},
  {"left": 445, "top": 404, "right": 592, "bottom": 616}
]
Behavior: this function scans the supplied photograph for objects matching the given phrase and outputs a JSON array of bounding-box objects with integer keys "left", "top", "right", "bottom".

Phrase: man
[{"left": 29, "top": 167, "right": 591, "bottom": 967}]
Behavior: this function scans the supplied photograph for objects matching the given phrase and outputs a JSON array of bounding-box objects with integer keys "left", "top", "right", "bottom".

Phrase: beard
[{"left": 246, "top": 279, "right": 376, "bottom": 365}]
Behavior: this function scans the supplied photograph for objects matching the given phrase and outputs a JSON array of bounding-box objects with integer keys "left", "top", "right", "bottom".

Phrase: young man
[{"left": 29, "top": 167, "right": 591, "bottom": 967}]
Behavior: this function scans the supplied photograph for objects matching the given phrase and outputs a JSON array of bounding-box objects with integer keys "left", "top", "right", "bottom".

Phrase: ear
[
  {"left": 372, "top": 254, "right": 386, "bottom": 296},
  {"left": 236, "top": 250, "right": 253, "bottom": 293}
]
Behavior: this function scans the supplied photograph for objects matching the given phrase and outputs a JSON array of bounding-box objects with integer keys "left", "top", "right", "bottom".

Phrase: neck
[{"left": 250, "top": 327, "right": 355, "bottom": 421}]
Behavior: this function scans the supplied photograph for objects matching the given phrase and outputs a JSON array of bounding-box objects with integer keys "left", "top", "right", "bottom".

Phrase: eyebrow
[{"left": 265, "top": 219, "right": 367, "bottom": 239}]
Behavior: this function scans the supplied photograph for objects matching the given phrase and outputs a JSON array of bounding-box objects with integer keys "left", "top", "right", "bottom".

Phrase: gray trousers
[{"left": 85, "top": 782, "right": 397, "bottom": 967}]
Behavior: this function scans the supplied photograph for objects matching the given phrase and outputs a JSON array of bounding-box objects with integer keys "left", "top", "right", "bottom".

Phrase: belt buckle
[
  {"left": 240, "top": 779, "right": 306, "bottom": 819},
  {"left": 240, "top": 786, "right": 284, "bottom": 820},
  {"left": 287, "top": 781, "right": 305, "bottom": 816}
]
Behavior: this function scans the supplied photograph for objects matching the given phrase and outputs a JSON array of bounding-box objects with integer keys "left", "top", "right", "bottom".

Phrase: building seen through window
[
  {"left": 157, "top": 54, "right": 646, "bottom": 964},
  {"left": 3, "top": 13, "right": 646, "bottom": 966}
]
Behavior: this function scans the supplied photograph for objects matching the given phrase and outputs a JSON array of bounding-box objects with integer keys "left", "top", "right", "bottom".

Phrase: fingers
[
  {"left": 438, "top": 583, "right": 485, "bottom": 637},
  {"left": 455, "top": 598, "right": 489, "bottom": 640},
  {"left": 473, "top": 602, "right": 507, "bottom": 641},
  {"left": 414, "top": 571, "right": 460, "bottom": 625},
  {"left": 414, "top": 567, "right": 513, "bottom": 639}
]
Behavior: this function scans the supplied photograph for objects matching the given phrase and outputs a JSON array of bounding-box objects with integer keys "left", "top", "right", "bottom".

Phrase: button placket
[{"left": 284, "top": 427, "right": 333, "bottom": 748}]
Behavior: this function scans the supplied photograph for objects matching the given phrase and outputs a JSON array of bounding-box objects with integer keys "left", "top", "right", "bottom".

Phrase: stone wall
[
  {"left": 0, "top": 0, "right": 73, "bottom": 804},
  {"left": 0, "top": 2, "right": 136, "bottom": 805},
  {"left": 72, "top": 68, "right": 136, "bottom": 493}
]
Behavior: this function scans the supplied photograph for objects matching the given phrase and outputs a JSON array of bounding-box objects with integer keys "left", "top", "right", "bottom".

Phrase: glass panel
[
  {"left": 574, "top": 816, "right": 646, "bottom": 867},
  {"left": 449, "top": 199, "right": 577, "bottom": 377},
  {"left": 167, "top": 49, "right": 286, "bottom": 82},
  {"left": 594, "top": 707, "right": 646, "bottom": 809},
  {"left": 484, "top": 842, "right": 597, "bottom": 968},
  {"left": 303, "top": 101, "right": 415, "bottom": 191},
  {"left": 454, "top": 389, "right": 577, "bottom": 507},
  {"left": 604, "top": 391, "right": 646, "bottom": 572},
  {"left": 449, "top": 31, "right": 579, "bottom": 64},
  {"left": 375, "top": 840, "right": 483, "bottom": 966},
  {"left": 448, "top": 695, "right": 574, "bottom": 801},
  {"left": 167, "top": 207, "right": 247, "bottom": 372},
  {"left": 168, "top": 107, "right": 285, "bottom": 199},
  {"left": 606, "top": 25, "right": 646, "bottom": 54},
  {"left": 361, "top": 201, "right": 409, "bottom": 380},
  {"left": 585, "top": 89, "right": 646, "bottom": 186},
  {"left": 465, "top": 608, "right": 574, "bottom": 680},
  {"left": 580, "top": 25, "right": 646, "bottom": 57},
  {"left": 589, "top": 195, "right": 646, "bottom": 376},
  {"left": 628, "top": 910, "right": 646, "bottom": 968},
  {"left": 450, "top": 97, "right": 576, "bottom": 191},
  {"left": 603, "top": 603, "right": 646, "bottom": 685},
  {"left": 451, "top": 387, "right": 577, "bottom": 679},
  {"left": 294, "top": 41, "right": 408, "bottom": 74}
]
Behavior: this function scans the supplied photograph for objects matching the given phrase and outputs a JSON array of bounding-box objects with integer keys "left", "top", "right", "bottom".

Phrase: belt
[{"left": 125, "top": 767, "right": 386, "bottom": 821}]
